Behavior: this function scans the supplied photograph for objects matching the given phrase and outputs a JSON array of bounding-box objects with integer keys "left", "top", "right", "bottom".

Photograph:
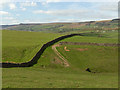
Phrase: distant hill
[{"left": 1, "top": 18, "right": 119, "bottom": 33}]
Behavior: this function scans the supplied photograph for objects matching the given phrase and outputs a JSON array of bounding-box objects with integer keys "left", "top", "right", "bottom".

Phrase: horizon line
[{"left": 1, "top": 18, "right": 119, "bottom": 25}]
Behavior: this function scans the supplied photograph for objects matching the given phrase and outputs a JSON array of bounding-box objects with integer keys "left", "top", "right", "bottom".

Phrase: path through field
[{"left": 52, "top": 44, "right": 70, "bottom": 67}]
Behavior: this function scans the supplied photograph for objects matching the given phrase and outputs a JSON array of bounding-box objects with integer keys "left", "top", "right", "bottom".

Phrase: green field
[
  {"left": 2, "top": 68, "right": 118, "bottom": 88},
  {"left": 2, "top": 30, "right": 118, "bottom": 88},
  {"left": 2, "top": 30, "right": 62, "bottom": 63},
  {"left": 57, "top": 45, "right": 118, "bottom": 72}
]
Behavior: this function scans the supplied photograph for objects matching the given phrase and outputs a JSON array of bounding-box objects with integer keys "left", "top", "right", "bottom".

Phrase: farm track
[{"left": 52, "top": 44, "right": 69, "bottom": 67}]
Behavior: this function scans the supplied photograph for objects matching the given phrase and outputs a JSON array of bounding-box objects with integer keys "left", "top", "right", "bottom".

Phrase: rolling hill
[{"left": 1, "top": 18, "right": 119, "bottom": 33}]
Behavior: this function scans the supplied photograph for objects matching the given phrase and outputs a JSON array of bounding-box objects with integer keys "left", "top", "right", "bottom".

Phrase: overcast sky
[{"left": 0, "top": 0, "right": 119, "bottom": 25}]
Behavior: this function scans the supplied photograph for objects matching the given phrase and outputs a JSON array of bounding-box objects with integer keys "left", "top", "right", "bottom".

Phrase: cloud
[
  {"left": 21, "top": 19, "right": 47, "bottom": 23},
  {"left": 20, "top": 2, "right": 37, "bottom": 7},
  {"left": 33, "top": 9, "right": 88, "bottom": 17},
  {"left": 41, "top": 2, "right": 48, "bottom": 6},
  {"left": 33, "top": 7, "right": 117, "bottom": 22},
  {"left": 87, "top": 12, "right": 117, "bottom": 20},
  {"left": 19, "top": 2, "right": 36, "bottom": 12},
  {"left": 0, "top": 0, "right": 11, "bottom": 4},
  {"left": 1, "top": 16, "right": 19, "bottom": 25},
  {"left": 16, "top": 14, "right": 20, "bottom": 16},
  {"left": 98, "top": 3, "right": 118, "bottom": 12},
  {"left": 44, "top": 0, "right": 119, "bottom": 2},
  {"left": 22, "top": 8, "right": 26, "bottom": 11},
  {"left": 47, "top": 18, "right": 83, "bottom": 22},
  {"left": 46, "top": 0, "right": 61, "bottom": 3},
  {"left": 11, "top": 20, "right": 19, "bottom": 23},
  {"left": 21, "top": 7, "right": 26, "bottom": 11},
  {"left": 9, "top": 3, "right": 16, "bottom": 10},
  {"left": 31, "top": 2, "right": 37, "bottom": 6},
  {"left": 33, "top": 7, "right": 117, "bottom": 20},
  {"left": 24, "top": 20, "right": 30, "bottom": 22},
  {"left": 2, "top": 17, "right": 19, "bottom": 25},
  {"left": 3, "top": 17, "right": 16, "bottom": 20},
  {"left": 0, "top": 11, "right": 9, "bottom": 15}
]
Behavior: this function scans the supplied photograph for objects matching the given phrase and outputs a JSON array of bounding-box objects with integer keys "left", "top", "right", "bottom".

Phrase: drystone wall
[{"left": 0, "top": 33, "right": 84, "bottom": 68}]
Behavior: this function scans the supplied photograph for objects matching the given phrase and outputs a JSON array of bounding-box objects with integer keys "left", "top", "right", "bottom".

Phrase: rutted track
[
  {"left": 52, "top": 44, "right": 69, "bottom": 67},
  {"left": 0, "top": 33, "right": 85, "bottom": 68}
]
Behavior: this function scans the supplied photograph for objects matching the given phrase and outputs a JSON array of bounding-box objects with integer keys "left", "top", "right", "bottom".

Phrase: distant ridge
[
  {"left": 1, "top": 18, "right": 119, "bottom": 32},
  {"left": 1, "top": 18, "right": 119, "bottom": 26}
]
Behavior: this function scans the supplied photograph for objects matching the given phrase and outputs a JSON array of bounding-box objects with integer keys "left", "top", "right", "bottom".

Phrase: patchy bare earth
[{"left": 52, "top": 44, "right": 70, "bottom": 67}]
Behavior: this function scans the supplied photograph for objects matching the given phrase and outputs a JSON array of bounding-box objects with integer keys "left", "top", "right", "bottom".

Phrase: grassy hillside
[
  {"left": 2, "top": 30, "right": 118, "bottom": 88},
  {"left": 35, "top": 32, "right": 118, "bottom": 72},
  {"left": 2, "top": 30, "right": 62, "bottom": 63},
  {"left": 57, "top": 45, "right": 118, "bottom": 72},
  {"left": 2, "top": 30, "right": 118, "bottom": 64}
]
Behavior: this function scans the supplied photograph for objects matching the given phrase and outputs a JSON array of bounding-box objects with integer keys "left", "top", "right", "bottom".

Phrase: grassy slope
[
  {"left": 2, "top": 30, "right": 62, "bottom": 63},
  {"left": 2, "top": 30, "right": 118, "bottom": 88},
  {"left": 62, "top": 32, "right": 118, "bottom": 43},
  {"left": 57, "top": 45, "right": 118, "bottom": 72},
  {"left": 56, "top": 31, "right": 118, "bottom": 73}
]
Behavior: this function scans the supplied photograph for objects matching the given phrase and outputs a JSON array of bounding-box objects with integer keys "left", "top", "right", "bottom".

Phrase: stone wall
[
  {"left": 59, "top": 42, "right": 120, "bottom": 47},
  {"left": 0, "top": 33, "right": 84, "bottom": 68}
]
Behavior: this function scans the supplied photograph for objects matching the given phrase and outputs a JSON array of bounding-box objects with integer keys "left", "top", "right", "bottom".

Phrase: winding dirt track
[{"left": 52, "top": 44, "right": 69, "bottom": 67}]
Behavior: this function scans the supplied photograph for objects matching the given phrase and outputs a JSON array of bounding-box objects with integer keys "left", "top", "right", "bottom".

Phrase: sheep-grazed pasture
[{"left": 2, "top": 30, "right": 118, "bottom": 88}]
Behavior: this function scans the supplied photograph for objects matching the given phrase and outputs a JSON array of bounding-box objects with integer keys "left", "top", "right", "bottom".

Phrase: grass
[
  {"left": 2, "top": 30, "right": 118, "bottom": 88},
  {"left": 62, "top": 35, "right": 118, "bottom": 44},
  {"left": 2, "top": 30, "right": 62, "bottom": 63},
  {"left": 2, "top": 68, "right": 118, "bottom": 88},
  {"left": 57, "top": 45, "right": 118, "bottom": 73}
]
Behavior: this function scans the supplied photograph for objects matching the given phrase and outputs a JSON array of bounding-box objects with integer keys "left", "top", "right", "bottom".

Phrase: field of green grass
[
  {"left": 2, "top": 30, "right": 62, "bottom": 63},
  {"left": 2, "top": 68, "right": 118, "bottom": 88},
  {"left": 57, "top": 45, "right": 118, "bottom": 72},
  {"left": 2, "top": 30, "right": 118, "bottom": 88},
  {"left": 62, "top": 31, "right": 118, "bottom": 43}
]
